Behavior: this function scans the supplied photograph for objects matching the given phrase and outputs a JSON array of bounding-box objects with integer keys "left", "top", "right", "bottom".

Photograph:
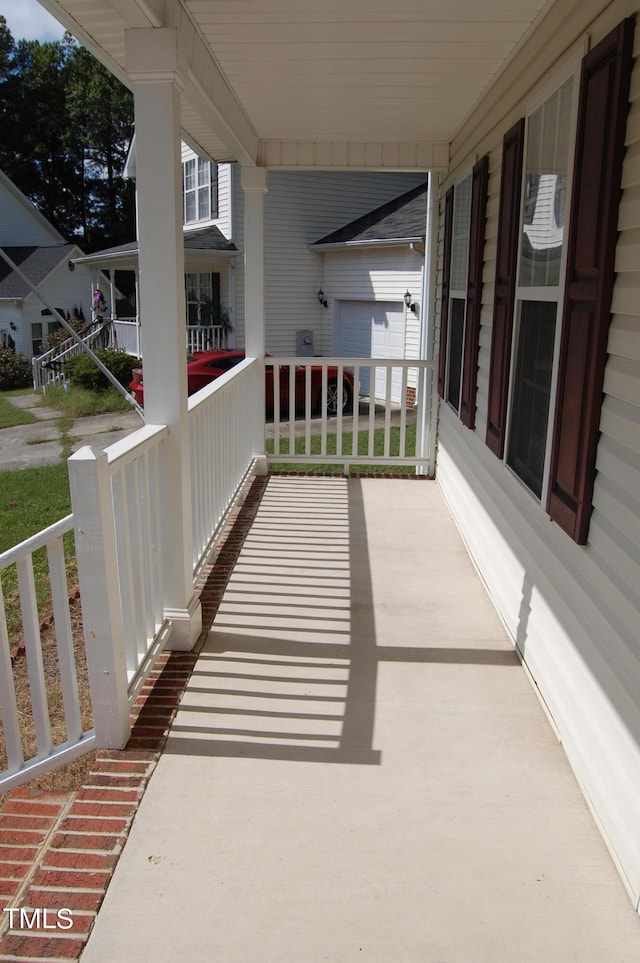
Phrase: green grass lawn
[
  {"left": 267, "top": 423, "right": 419, "bottom": 473},
  {"left": 0, "top": 393, "right": 39, "bottom": 429},
  {"left": 0, "top": 462, "right": 74, "bottom": 638},
  {"left": 41, "top": 384, "right": 133, "bottom": 417}
]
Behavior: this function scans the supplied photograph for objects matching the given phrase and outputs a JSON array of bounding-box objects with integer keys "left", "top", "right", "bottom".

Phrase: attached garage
[
  {"left": 335, "top": 298, "right": 406, "bottom": 403},
  {"left": 310, "top": 182, "right": 427, "bottom": 406}
]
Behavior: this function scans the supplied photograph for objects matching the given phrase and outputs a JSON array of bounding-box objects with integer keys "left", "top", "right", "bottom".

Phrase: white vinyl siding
[
  {"left": 19, "top": 258, "right": 98, "bottom": 358},
  {"left": 0, "top": 173, "right": 63, "bottom": 246},
  {"left": 262, "top": 170, "right": 425, "bottom": 356},
  {"left": 435, "top": 2, "right": 640, "bottom": 905}
]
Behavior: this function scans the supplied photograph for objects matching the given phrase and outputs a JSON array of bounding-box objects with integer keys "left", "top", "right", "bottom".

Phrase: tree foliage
[{"left": 0, "top": 17, "right": 135, "bottom": 251}]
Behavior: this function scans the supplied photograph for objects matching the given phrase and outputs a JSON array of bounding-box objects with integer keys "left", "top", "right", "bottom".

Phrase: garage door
[{"left": 336, "top": 300, "right": 405, "bottom": 403}]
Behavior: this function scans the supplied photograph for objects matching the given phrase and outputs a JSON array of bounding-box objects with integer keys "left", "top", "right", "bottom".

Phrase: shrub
[
  {"left": 65, "top": 349, "right": 135, "bottom": 393},
  {"left": 0, "top": 347, "right": 32, "bottom": 390}
]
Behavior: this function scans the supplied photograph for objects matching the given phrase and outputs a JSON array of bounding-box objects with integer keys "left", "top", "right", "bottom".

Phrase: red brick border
[{"left": 0, "top": 474, "right": 267, "bottom": 961}]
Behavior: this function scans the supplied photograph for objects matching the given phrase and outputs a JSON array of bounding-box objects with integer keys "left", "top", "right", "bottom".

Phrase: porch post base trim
[
  {"left": 164, "top": 596, "right": 203, "bottom": 651},
  {"left": 254, "top": 454, "right": 268, "bottom": 476}
]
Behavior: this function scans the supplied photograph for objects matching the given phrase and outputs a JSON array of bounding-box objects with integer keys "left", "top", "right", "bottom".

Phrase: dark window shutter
[
  {"left": 211, "top": 163, "right": 219, "bottom": 219},
  {"left": 437, "top": 187, "right": 455, "bottom": 399},
  {"left": 460, "top": 154, "right": 489, "bottom": 429},
  {"left": 486, "top": 119, "right": 525, "bottom": 456},
  {"left": 212, "top": 272, "right": 221, "bottom": 312},
  {"left": 547, "top": 17, "right": 635, "bottom": 544}
]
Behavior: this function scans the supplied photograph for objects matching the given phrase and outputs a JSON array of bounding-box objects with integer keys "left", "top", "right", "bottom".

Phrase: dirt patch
[{"left": 0, "top": 588, "right": 97, "bottom": 808}]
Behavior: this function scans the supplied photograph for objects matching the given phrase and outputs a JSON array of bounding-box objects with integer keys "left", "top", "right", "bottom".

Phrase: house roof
[
  {"left": 72, "top": 226, "right": 238, "bottom": 268},
  {"left": 0, "top": 245, "right": 77, "bottom": 299},
  {"left": 311, "top": 182, "right": 427, "bottom": 249}
]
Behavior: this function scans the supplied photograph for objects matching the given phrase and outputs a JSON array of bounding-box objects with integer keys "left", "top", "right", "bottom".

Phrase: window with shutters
[
  {"left": 485, "top": 18, "right": 634, "bottom": 542},
  {"left": 505, "top": 76, "right": 575, "bottom": 500},
  {"left": 185, "top": 273, "right": 221, "bottom": 325},
  {"left": 445, "top": 174, "right": 472, "bottom": 413},
  {"left": 438, "top": 158, "right": 489, "bottom": 426},
  {"left": 183, "top": 158, "right": 219, "bottom": 224}
]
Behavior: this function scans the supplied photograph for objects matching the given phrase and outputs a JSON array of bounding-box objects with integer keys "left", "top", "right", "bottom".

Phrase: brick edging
[{"left": 0, "top": 473, "right": 268, "bottom": 961}]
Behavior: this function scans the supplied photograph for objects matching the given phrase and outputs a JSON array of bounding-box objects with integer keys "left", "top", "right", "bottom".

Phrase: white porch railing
[
  {"left": 0, "top": 516, "right": 96, "bottom": 792},
  {"left": 68, "top": 424, "right": 172, "bottom": 749},
  {"left": 107, "top": 320, "right": 229, "bottom": 359},
  {"left": 109, "top": 317, "right": 141, "bottom": 357},
  {"left": 1, "top": 354, "right": 437, "bottom": 787},
  {"left": 189, "top": 357, "right": 264, "bottom": 575},
  {"left": 266, "top": 358, "right": 438, "bottom": 475},
  {"left": 187, "top": 324, "right": 229, "bottom": 353},
  {"left": 32, "top": 320, "right": 110, "bottom": 391}
]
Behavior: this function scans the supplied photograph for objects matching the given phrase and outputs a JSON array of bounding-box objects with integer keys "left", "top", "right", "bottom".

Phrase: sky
[{"left": 1, "top": 0, "right": 66, "bottom": 42}]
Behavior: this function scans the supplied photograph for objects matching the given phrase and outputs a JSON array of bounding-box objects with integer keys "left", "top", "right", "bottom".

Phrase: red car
[{"left": 129, "top": 350, "right": 354, "bottom": 416}]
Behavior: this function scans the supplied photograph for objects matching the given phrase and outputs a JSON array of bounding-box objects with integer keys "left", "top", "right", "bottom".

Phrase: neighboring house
[
  {"left": 310, "top": 182, "right": 427, "bottom": 403},
  {"left": 75, "top": 150, "right": 426, "bottom": 379},
  {"left": 34, "top": 0, "right": 640, "bottom": 914},
  {"left": 0, "top": 170, "right": 101, "bottom": 358}
]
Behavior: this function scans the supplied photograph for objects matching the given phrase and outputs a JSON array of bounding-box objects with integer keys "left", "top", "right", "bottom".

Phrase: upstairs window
[{"left": 183, "top": 158, "right": 219, "bottom": 224}]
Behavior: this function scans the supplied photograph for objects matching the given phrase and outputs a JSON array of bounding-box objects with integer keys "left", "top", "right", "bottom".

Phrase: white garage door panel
[{"left": 336, "top": 300, "right": 406, "bottom": 403}]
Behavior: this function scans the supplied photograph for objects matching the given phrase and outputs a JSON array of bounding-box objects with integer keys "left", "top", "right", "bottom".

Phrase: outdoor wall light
[
  {"left": 404, "top": 290, "right": 418, "bottom": 314},
  {"left": 317, "top": 288, "right": 328, "bottom": 308}
]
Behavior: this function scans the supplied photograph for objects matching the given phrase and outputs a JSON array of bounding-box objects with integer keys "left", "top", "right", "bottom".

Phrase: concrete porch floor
[{"left": 82, "top": 476, "right": 640, "bottom": 962}]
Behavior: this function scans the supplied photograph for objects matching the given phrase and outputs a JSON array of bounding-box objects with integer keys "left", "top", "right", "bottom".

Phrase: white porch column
[
  {"left": 241, "top": 166, "right": 268, "bottom": 470},
  {"left": 241, "top": 166, "right": 267, "bottom": 358},
  {"left": 125, "top": 28, "right": 201, "bottom": 649}
]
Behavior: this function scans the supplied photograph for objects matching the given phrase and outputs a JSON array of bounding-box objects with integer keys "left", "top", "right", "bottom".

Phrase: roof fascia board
[
  {"left": 310, "top": 237, "right": 424, "bottom": 251},
  {"left": 72, "top": 248, "right": 238, "bottom": 267}
]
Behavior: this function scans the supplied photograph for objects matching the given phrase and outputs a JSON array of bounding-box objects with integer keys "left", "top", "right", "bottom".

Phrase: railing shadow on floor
[{"left": 163, "top": 475, "right": 520, "bottom": 766}]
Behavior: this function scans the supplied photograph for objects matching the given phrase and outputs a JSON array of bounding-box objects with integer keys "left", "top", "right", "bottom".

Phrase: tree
[
  {"left": 65, "top": 44, "right": 135, "bottom": 248},
  {"left": 0, "top": 18, "right": 134, "bottom": 251}
]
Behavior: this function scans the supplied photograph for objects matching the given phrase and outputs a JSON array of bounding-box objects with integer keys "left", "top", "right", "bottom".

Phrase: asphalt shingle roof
[
  {"left": 81, "top": 226, "right": 238, "bottom": 261},
  {"left": 0, "top": 245, "right": 77, "bottom": 298},
  {"left": 311, "top": 182, "right": 427, "bottom": 247}
]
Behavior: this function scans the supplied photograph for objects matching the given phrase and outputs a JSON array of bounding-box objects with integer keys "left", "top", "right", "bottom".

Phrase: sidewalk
[{"left": 0, "top": 393, "right": 141, "bottom": 471}]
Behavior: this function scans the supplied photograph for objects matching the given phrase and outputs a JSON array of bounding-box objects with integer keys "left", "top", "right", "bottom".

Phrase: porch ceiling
[{"left": 39, "top": 0, "right": 556, "bottom": 170}]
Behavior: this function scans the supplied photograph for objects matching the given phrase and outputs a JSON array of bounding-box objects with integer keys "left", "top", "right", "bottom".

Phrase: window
[
  {"left": 505, "top": 78, "right": 574, "bottom": 500},
  {"left": 183, "top": 159, "right": 219, "bottom": 224},
  {"left": 31, "top": 320, "right": 60, "bottom": 356},
  {"left": 446, "top": 175, "right": 472, "bottom": 412},
  {"left": 185, "top": 273, "right": 221, "bottom": 325},
  {"left": 438, "top": 156, "right": 489, "bottom": 427},
  {"left": 486, "top": 18, "right": 635, "bottom": 543}
]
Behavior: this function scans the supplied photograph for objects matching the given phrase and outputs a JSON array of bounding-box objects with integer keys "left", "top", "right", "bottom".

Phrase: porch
[{"left": 77, "top": 475, "right": 640, "bottom": 961}]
